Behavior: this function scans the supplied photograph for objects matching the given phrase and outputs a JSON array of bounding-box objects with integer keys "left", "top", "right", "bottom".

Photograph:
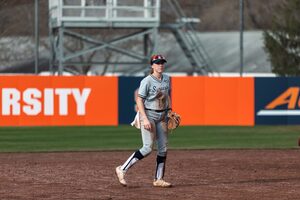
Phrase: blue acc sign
[{"left": 255, "top": 78, "right": 300, "bottom": 125}]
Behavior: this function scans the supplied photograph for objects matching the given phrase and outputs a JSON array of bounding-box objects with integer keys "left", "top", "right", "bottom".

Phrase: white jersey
[{"left": 138, "top": 74, "right": 171, "bottom": 110}]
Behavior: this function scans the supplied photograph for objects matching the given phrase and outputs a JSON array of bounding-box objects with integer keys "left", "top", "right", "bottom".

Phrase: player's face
[{"left": 152, "top": 61, "right": 165, "bottom": 74}]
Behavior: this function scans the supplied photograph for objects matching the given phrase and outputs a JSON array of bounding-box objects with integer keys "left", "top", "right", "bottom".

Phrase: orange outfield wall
[
  {"left": 0, "top": 76, "right": 118, "bottom": 126},
  {"left": 171, "top": 77, "right": 255, "bottom": 126}
]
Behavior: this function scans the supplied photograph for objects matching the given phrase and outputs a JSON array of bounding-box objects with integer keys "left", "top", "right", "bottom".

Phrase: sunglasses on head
[{"left": 153, "top": 60, "right": 166, "bottom": 65}]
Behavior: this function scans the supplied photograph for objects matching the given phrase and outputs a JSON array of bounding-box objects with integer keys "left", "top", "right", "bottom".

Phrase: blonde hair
[{"left": 149, "top": 67, "right": 154, "bottom": 74}]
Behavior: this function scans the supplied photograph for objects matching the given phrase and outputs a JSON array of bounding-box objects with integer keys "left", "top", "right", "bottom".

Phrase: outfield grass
[{"left": 0, "top": 125, "right": 299, "bottom": 152}]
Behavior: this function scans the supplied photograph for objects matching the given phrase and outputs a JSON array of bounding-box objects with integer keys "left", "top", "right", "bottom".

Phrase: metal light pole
[
  {"left": 239, "top": 0, "right": 244, "bottom": 77},
  {"left": 35, "top": 0, "right": 39, "bottom": 74}
]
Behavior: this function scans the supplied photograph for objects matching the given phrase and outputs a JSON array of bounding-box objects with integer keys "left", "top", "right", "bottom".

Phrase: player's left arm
[
  {"left": 168, "top": 95, "right": 172, "bottom": 110},
  {"left": 168, "top": 79, "right": 172, "bottom": 110}
]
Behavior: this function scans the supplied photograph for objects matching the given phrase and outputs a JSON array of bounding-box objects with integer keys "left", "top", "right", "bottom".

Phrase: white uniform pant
[{"left": 139, "top": 110, "right": 168, "bottom": 157}]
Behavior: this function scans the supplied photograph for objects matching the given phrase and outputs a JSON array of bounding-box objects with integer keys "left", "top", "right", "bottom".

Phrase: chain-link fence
[{"left": 0, "top": 0, "right": 49, "bottom": 73}]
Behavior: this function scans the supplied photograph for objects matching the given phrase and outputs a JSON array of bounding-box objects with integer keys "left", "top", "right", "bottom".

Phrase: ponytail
[{"left": 149, "top": 68, "right": 154, "bottom": 74}]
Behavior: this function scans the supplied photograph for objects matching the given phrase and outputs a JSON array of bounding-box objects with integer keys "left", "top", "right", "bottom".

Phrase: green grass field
[{"left": 0, "top": 125, "right": 299, "bottom": 152}]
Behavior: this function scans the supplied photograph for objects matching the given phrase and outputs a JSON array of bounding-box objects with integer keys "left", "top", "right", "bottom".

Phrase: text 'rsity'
[{"left": 1, "top": 88, "right": 91, "bottom": 116}]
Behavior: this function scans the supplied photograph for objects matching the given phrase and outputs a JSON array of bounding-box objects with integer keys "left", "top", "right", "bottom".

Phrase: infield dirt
[{"left": 0, "top": 150, "right": 299, "bottom": 200}]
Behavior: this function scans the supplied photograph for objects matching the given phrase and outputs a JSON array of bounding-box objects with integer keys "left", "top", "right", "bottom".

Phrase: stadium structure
[
  {"left": 48, "top": 0, "right": 213, "bottom": 75},
  {"left": 0, "top": 0, "right": 271, "bottom": 76}
]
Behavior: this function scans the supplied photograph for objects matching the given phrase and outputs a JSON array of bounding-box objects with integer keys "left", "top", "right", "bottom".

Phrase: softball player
[{"left": 115, "top": 54, "right": 172, "bottom": 188}]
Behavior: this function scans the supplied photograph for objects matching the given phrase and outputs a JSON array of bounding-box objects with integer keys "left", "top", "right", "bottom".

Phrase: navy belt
[{"left": 145, "top": 108, "right": 170, "bottom": 113}]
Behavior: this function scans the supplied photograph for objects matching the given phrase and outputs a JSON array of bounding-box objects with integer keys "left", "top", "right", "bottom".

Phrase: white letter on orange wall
[
  {"left": 2, "top": 88, "right": 20, "bottom": 115},
  {"left": 44, "top": 89, "right": 54, "bottom": 115},
  {"left": 23, "top": 88, "right": 42, "bottom": 115},
  {"left": 72, "top": 88, "right": 91, "bottom": 115},
  {"left": 55, "top": 89, "right": 72, "bottom": 115}
]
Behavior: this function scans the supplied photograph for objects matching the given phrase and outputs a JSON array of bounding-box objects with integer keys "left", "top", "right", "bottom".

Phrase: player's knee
[
  {"left": 158, "top": 147, "right": 167, "bottom": 157},
  {"left": 140, "top": 145, "right": 153, "bottom": 156}
]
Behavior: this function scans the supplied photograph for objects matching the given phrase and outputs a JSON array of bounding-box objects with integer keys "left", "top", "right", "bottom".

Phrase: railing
[
  {"left": 49, "top": 0, "right": 160, "bottom": 25},
  {"left": 166, "top": 0, "right": 216, "bottom": 74}
]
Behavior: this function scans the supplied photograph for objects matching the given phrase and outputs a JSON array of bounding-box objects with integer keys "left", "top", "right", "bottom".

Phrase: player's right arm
[{"left": 136, "top": 96, "right": 152, "bottom": 131}]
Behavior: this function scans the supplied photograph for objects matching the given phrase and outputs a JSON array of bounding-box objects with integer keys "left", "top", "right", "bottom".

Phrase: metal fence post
[
  {"left": 35, "top": 0, "right": 39, "bottom": 74},
  {"left": 240, "top": 0, "right": 244, "bottom": 77}
]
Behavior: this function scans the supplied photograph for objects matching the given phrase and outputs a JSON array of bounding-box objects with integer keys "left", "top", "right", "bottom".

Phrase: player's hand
[{"left": 143, "top": 118, "right": 152, "bottom": 131}]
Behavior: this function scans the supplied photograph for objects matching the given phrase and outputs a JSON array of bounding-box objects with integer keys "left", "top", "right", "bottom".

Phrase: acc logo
[{"left": 257, "top": 87, "right": 300, "bottom": 116}]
